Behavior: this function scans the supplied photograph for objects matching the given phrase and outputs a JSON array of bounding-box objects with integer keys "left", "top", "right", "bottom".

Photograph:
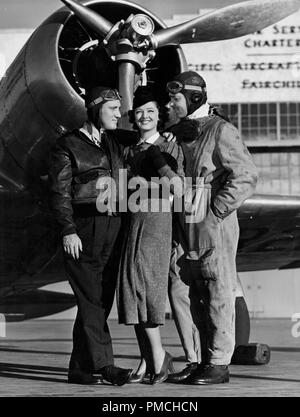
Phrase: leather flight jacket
[{"left": 49, "top": 129, "right": 133, "bottom": 236}]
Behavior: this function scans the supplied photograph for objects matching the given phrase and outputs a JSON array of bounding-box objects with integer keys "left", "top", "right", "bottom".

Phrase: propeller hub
[{"left": 131, "top": 14, "right": 155, "bottom": 37}]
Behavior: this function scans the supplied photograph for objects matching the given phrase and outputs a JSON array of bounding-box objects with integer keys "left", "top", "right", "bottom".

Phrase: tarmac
[{"left": 0, "top": 317, "right": 300, "bottom": 397}]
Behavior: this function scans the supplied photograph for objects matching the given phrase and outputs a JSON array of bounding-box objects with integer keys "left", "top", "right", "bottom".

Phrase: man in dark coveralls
[
  {"left": 48, "top": 86, "right": 133, "bottom": 386},
  {"left": 166, "top": 71, "right": 258, "bottom": 384}
]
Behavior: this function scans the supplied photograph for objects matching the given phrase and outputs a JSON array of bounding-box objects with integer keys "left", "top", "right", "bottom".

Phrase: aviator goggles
[
  {"left": 86, "top": 89, "right": 122, "bottom": 109},
  {"left": 166, "top": 80, "right": 205, "bottom": 94}
]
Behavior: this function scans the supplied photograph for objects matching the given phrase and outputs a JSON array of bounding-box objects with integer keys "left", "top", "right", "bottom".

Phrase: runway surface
[{"left": 0, "top": 318, "right": 300, "bottom": 397}]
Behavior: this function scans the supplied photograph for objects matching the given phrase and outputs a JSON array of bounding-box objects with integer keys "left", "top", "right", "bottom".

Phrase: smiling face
[
  {"left": 134, "top": 101, "right": 159, "bottom": 135},
  {"left": 168, "top": 92, "right": 188, "bottom": 119},
  {"left": 99, "top": 99, "right": 121, "bottom": 130}
]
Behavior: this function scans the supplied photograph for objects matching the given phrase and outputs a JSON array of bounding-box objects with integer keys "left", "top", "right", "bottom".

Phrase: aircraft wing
[{"left": 237, "top": 194, "right": 300, "bottom": 272}]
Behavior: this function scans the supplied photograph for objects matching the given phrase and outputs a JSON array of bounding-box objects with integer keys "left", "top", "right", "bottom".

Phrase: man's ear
[{"left": 190, "top": 92, "right": 203, "bottom": 103}]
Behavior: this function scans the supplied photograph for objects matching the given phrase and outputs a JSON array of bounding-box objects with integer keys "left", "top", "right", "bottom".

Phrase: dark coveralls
[
  {"left": 49, "top": 128, "right": 127, "bottom": 378},
  {"left": 170, "top": 115, "right": 258, "bottom": 365}
]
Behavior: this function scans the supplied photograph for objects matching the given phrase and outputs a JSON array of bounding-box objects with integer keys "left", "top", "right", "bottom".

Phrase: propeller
[
  {"left": 61, "top": 0, "right": 139, "bottom": 127},
  {"left": 61, "top": 0, "right": 113, "bottom": 37},
  {"left": 60, "top": 0, "right": 300, "bottom": 127},
  {"left": 150, "top": 0, "right": 300, "bottom": 48}
]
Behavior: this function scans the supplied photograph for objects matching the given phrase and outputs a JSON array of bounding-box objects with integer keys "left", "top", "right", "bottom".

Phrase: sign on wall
[{"left": 166, "top": 9, "right": 300, "bottom": 103}]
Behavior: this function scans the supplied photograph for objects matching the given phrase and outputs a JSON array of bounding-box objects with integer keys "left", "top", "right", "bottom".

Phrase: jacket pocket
[
  {"left": 197, "top": 248, "right": 218, "bottom": 281},
  {"left": 72, "top": 170, "right": 111, "bottom": 201},
  {"left": 184, "top": 178, "right": 206, "bottom": 224},
  {"left": 73, "top": 169, "right": 108, "bottom": 184},
  {"left": 188, "top": 248, "right": 218, "bottom": 281},
  {"left": 72, "top": 179, "right": 102, "bottom": 201},
  {"left": 185, "top": 207, "right": 221, "bottom": 256}
]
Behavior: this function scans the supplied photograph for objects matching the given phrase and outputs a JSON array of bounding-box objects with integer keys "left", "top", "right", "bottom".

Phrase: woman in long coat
[{"left": 117, "top": 86, "right": 185, "bottom": 384}]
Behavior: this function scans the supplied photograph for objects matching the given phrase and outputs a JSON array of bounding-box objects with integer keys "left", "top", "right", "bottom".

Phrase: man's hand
[
  {"left": 162, "top": 131, "right": 176, "bottom": 142},
  {"left": 63, "top": 233, "right": 82, "bottom": 259}
]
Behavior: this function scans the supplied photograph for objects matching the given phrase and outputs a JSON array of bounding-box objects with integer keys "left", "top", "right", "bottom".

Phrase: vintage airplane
[{"left": 0, "top": 0, "right": 300, "bottom": 324}]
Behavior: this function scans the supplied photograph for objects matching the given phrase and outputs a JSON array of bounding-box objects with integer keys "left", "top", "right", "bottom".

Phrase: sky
[{"left": 0, "top": 0, "right": 245, "bottom": 29}]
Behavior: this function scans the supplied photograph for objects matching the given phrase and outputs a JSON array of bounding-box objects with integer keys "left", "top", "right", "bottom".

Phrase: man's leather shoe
[
  {"left": 68, "top": 372, "right": 104, "bottom": 385},
  {"left": 167, "top": 362, "right": 198, "bottom": 383},
  {"left": 185, "top": 364, "right": 229, "bottom": 385},
  {"left": 95, "top": 365, "right": 133, "bottom": 386}
]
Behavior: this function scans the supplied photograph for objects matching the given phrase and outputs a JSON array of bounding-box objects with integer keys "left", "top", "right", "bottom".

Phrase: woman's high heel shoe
[
  {"left": 151, "top": 352, "right": 174, "bottom": 385},
  {"left": 129, "top": 364, "right": 153, "bottom": 384},
  {"left": 128, "top": 370, "right": 146, "bottom": 384}
]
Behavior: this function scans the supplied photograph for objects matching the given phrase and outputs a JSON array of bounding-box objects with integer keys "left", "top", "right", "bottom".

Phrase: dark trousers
[{"left": 64, "top": 215, "right": 121, "bottom": 376}]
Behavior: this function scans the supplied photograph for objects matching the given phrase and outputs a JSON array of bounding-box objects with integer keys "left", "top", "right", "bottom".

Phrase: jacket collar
[
  {"left": 136, "top": 131, "right": 160, "bottom": 146},
  {"left": 79, "top": 121, "right": 102, "bottom": 147},
  {"left": 187, "top": 102, "right": 210, "bottom": 120}
]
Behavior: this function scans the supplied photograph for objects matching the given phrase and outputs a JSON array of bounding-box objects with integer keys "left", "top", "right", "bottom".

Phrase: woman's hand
[{"left": 63, "top": 233, "right": 83, "bottom": 259}]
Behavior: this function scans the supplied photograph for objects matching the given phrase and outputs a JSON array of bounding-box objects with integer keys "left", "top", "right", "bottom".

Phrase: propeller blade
[
  {"left": 118, "top": 63, "right": 136, "bottom": 130},
  {"left": 61, "top": 0, "right": 113, "bottom": 37},
  {"left": 151, "top": 0, "right": 300, "bottom": 47}
]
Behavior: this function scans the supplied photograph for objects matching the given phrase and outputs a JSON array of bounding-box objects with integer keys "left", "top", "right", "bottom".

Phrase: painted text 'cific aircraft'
[{"left": 0, "top": 0, "right": 300, "bottom": 321}]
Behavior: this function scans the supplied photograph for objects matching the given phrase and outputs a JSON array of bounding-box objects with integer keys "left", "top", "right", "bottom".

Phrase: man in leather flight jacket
[{"left": 48, "top": 86, "right": 133, "bottom": 386}]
